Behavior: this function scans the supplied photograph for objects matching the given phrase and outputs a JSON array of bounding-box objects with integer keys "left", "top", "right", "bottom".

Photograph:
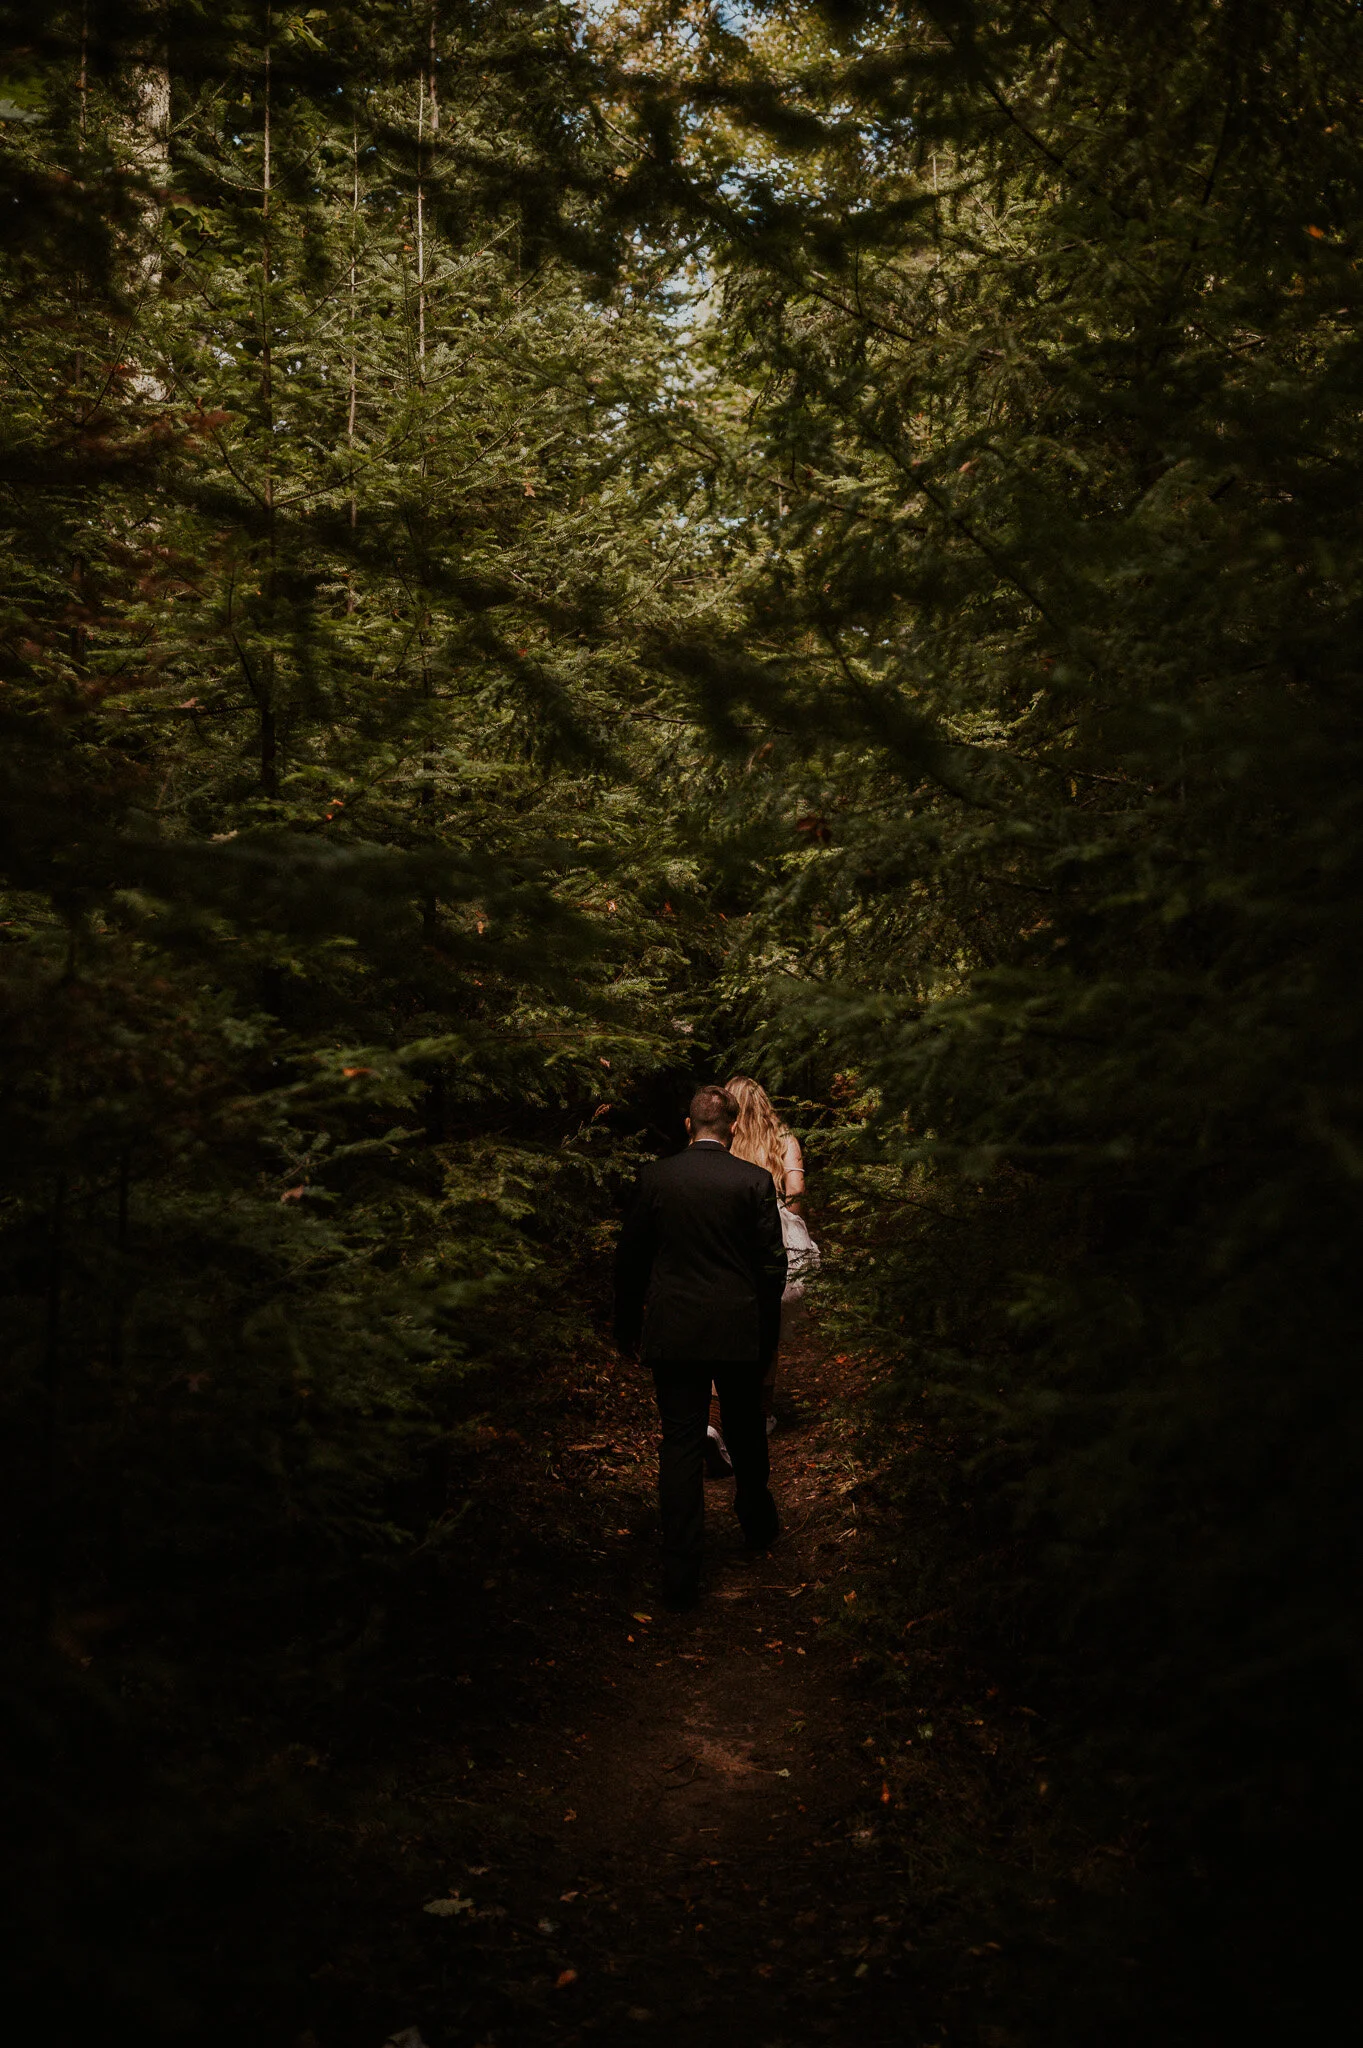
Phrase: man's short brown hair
[{"left": 688, "top": 1084, "right": 735, "bottom": 1134}]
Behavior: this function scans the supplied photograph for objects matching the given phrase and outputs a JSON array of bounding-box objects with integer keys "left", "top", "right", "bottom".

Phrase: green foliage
[
  {"left": 4, "top": 0, "right": 1360, "bottom": 2034},
  {"left": 0, "top": 12, "right": 727, "bottom": 2020},
  {"left": 646, "top": 0, "right": 1363, "bottom": 1952}
]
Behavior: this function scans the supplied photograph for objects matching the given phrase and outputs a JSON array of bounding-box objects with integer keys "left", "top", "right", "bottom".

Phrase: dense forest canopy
[{"left": 2, "top": 1, "right": 1359, "bottom": 2039}]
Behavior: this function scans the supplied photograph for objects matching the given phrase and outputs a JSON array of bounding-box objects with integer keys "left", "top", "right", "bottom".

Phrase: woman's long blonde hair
[{"left": 725, "top": 1075, "right": 791, "bottom": 1196}]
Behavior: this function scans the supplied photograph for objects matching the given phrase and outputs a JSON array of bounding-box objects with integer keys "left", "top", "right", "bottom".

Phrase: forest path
[{"left": 323, "top": 1330, "right": 939, "bottom": 2048}]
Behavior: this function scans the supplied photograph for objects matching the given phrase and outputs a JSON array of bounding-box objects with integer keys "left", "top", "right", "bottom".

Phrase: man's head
[{"left": 686, "top": 1084, "right": 735, "bottom": 1147}]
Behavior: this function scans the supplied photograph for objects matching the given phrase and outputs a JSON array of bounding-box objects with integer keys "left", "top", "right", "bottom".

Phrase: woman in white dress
[{"left": 725, "top": 1075, "right": 807, "bottom": 1430}]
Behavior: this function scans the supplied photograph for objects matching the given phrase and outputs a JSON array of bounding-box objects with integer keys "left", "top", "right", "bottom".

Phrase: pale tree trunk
[
  {"left": 125, "top": 61, "right": 170, "bottom": 288},
  {"left": 418, "top": 7, "right": 441, "bottom": 1080},
  {"left": 259, "top": 22, "right": 278, "bottom": 798},
  {"left": 119, "top": 12, "right": 170, "bottom": 399},
  {"left": 230, "top": 16, "right": 278, "bottom": 806},
  {"left": 347, "top": 113, "right": 360, "bottom": 593},
  {"left": 418, "top": 8, "right": 439, "bottom": 724},
  {"left": 416, "top": 10, "right": 439, "bottom": 372}
]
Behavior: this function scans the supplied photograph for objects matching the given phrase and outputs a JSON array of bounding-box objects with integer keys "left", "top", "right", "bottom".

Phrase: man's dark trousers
[{"left": 653, "top": 1360, "right": 779, "bottom": 1597}]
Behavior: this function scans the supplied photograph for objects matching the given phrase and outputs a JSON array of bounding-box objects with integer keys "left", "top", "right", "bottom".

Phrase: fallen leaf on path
[
  {"left": 555, "top": 1968, "right": 578, "bottom": 1989},
  {"left": 563, "top": 1809, "right": 577, "bottom": 1822},
  {"left": 775, "top": 1768, "right": 791, "bottom": 1778},
  {"left": 423, "top": 1895, "right": 474, "bottom": 1916},
  {"left": 844, "top": 1590, "right": 857, "bottom": 1604},
  {"left": 560, "top": 1890, "right": 579, "bottom": 1902},
  {"left": 631, "top": 1612, "right": 652, "bottom": 1623},
  {"left": 880, "top": 1781, "right": 891, "bottom": 1804},
  {"left": 385, "top": 2030, "right": 430, "bottom": 2048}
]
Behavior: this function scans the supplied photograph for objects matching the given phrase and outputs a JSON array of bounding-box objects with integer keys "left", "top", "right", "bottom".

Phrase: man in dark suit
[{"left": 614, "top": 1084, "right": 788, "bottom": 1609}]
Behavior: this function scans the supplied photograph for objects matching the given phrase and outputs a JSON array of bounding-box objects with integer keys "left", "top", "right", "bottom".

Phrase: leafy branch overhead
[{"left": 1, "top": 3, "right": 1358, "bottom": 2038}]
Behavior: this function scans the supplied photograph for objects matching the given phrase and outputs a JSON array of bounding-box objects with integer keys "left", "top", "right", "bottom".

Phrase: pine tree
[
  {"left": 0, "top": 5, "right": 733, "bottom": 2021},
  {"left": 601, "top": 1, "right": 1363, "bottom": 2026}
]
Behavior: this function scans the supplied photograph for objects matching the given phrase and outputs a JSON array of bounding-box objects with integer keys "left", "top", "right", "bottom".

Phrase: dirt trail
[
  {"left": 512, "top": 1352, "right": 910, "bottom": 2045},
  {"left": 313, "top": 1332, "right": 944, "bottom": 2048}
]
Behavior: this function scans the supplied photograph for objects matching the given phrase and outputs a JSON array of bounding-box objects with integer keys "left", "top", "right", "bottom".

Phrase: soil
[{"left": 299, "top": 1324, "right": 994, "bottom": 2048}]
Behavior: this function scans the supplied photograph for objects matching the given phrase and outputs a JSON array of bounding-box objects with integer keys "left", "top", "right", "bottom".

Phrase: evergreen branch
[
  {"left": 202, "top": 426, "right": 270, "bottom": 511},
  {"left": 1030, "top": 6, "right": 1097, "bottom": 61},
  {"left": 856, "top": 419, "right": 1072, "bottom": 639},
  {"left": 963, "top": 47, "right": 1131, "bottom": 224},
  {"left": 818, "top": 620, "right": 995, "bottom": 811}
]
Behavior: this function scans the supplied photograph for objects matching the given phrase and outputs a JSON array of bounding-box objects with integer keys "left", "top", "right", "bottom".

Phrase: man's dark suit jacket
[{"left": 613, "top": 1139, "right": 788, "bottom": 1366}]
